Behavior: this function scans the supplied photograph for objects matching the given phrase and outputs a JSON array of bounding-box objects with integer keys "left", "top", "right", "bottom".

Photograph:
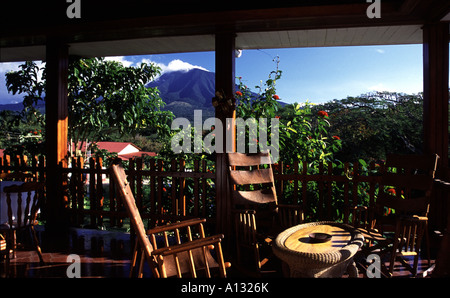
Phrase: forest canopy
[{"left": 278, "top": 91, "right": 424, "bottom": 163}]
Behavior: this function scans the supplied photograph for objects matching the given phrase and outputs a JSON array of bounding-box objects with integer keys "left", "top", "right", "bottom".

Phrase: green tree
[
  {"left": 235, "top": 59, "right": 341, "bottom": 166},
  {"left": 5, "top": 58, "right": 174, "bottom": 157},
  {"left": 310, "top": 91, "right": 423, "bottom": 162},
  {"left": 277, "top": 103, "right": 342, "bottom": 166}
]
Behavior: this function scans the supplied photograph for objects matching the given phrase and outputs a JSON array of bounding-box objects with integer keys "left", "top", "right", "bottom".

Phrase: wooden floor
[
  {"left": 1, "top": 227, "right": 135, "bottom": 278},
  {"left": 0, "top": 226, "right": 436, "bottom": 278}
]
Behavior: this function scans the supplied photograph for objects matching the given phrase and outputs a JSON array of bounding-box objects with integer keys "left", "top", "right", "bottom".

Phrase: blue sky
[{"left": 0, "top": 44, "right": 425, "bottom": 105}]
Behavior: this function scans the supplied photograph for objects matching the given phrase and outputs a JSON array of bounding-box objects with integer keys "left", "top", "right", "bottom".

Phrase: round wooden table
[{"left": 272, "top": 221, "right": 364, "bottom": 278}]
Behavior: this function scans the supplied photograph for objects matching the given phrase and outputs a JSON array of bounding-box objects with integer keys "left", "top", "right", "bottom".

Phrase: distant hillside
[
  {"left": 0, "top": 102, "right": 24, "bottom": 112},
  {"left": 0, "top": 102, "right": 45, "bottom": 113},
  {"left": 147, "top": 68, "right": 286, "bottom": 121},
  {"left": 0, "top": 69, "right": 286, "bottom": 121}
]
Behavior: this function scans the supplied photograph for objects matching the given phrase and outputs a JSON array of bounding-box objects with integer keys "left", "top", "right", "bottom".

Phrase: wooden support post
[
  {"left": 423, "top": 22, "right": 449, "bottom": 175},
  {"left": 423, "top": 23, "right": 450, "bottom": 268},
  {"left": 423, "top": 22, "right": 449, "bottom": 229},
  {"left": 45, "top": 39, "right": 69, "bottom": 229},
  {"left": 215, "top": 31, "right": 236, "bottom": 237}
]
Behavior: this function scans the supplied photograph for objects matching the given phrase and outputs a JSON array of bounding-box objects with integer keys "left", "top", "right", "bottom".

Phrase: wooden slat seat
[{"left": 109, "top": 162, "right": 230, "bottom": 278}]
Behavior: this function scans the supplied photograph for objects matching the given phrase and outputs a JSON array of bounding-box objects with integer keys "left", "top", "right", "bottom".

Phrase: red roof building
[
  {"left": 70, "top": 141, "right": 156, "bottom": 160},
  {"left": 95, "top": 141, "right": 156, "bottom": 160}
]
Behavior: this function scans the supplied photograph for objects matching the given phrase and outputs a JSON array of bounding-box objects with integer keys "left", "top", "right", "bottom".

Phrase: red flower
[
  {"left": 235, "top": 91, "right": 243, "bottom": 97},
  {"left": 275, "top": 115, "right": 281, "bottom": 119},
  {"left": 272, "top": 95, "right": 280, "bottom": 100},
  {"left": 317, "top": 111, "right": 329, "bottom": 118},
  {"left": 332, "top": 136, "right": 340, "bottom": 140},
  {"left": 387, "top": 188, "right": 396, "bottom": 195}
]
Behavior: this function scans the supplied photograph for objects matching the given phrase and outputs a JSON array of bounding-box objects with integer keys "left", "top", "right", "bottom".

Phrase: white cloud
[
  {"left": 105, "top": 57, "right": 209, "bottom": 76},
  {"left": 162, "top": 59, "right": 208, "bottom": 73},
  {"left": 104, "top": 56, "right": 134, "bottom": 67},
  {"left": 140, "top": 58, "right": 208, "bottom": 74},
  {"left": 375, "top": 49, "right": 385, "bottom": 54}
]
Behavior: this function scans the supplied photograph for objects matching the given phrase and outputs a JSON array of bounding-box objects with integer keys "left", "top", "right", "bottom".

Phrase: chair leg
[
  {"left": 2, "top": 254, "right": 10, "bottom": 277},
  {"left": 389, "top": 222, "right": 403, "bottom": 277},
  {"left": 138, "top": 251, "right": 145, "bottom": 278},
  {"left": 411, "top": 223, "right": 426, "bottom": 277},
  {"left": 129, "top": 239, "right": 139, "bottom": 277},
  {"left": 10, "top": 230, "right": 16, "bottom": 259},
  {"left": 254, "top": 243, "right": 261, "bottom": 275},
  {"left": 424, "top": 222, "right": 431, "bottom": 266},
  {"left": 30, "top": 226, "right": 44, "bottom": 264},
  {"left": 388, "top": 250, "right": 397, "bottom": 277}
]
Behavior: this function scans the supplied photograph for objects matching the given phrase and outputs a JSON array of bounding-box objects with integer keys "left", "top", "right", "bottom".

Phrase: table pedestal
[{"left": 283, "top": 258, "right": 358, "bottom": 278}]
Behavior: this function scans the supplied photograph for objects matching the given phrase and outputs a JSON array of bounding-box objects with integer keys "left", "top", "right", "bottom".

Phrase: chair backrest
[
  {"left": 227, "top": 152, "right": 277, "bottom": 206},
  {"left": 233, "top": 209, "right": 258, "bottom": 246},
  {"left": 393, "top": 216, "right": 427, "bottom": 255},
  {"left": 109, "top": 163, "right": 159, "bottom": 277},
  {"left": 3, "top": 182, "right": 44, "bottom": 229},
  {"left": 378, "top": 153, "right": 439, "bottom": 216},
  {"left": 277, "top": 204, "right": 304, "bottom": 229}
]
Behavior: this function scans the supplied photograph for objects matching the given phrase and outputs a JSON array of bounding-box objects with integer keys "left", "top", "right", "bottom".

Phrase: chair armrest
[
  {"left": 398, "top": 215, "right": 428, "bottom": 222},
  {"left": 0, "top": 234, "right": 6, "bottom": 251},
  {"left": 151, "top": 234, "right": 224, "bottom": 257},
  {"left": 146, "top": 218, "right": 206, "bottom": 235}
]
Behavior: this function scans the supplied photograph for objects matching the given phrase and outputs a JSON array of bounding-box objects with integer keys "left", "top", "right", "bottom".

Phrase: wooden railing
[
  {"left": 1, "top": 154, "right": 385, "bottom": 229},
  {"left": 1, "top": 154, "right": 447, "bottom": 233},
  {"left": 273, "top": 161, "right": 383, "bottom": 224},
  {"left": 0, "top": 154, "right": 46, "bottom": 181}
]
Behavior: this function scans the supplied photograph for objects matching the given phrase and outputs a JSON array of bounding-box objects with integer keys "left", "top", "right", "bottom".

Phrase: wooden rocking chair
[
  {"left": 110, "top": 163, "right": 230, "bottom": 278},
  {"left": 228, "top": 151, "right": 303, "bottom": 276},
  {"left": 357, "top": 153, "right": 438, "bottom": 277},
  {"left": 0, "top": 182, "right": 45, "bottom": 269}
]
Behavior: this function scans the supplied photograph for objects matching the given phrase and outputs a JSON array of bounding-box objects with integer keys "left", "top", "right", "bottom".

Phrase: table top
[
  {"left": 284, "top": 223, "right": 352, "bottom": 254},
  {"left": 273, "top": 222, "right": 364, "bottom": 277}
]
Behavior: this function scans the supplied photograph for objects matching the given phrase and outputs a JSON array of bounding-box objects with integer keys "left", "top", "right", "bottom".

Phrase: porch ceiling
[
  {"left": 0, "top": 25, "right": 426, "bottom": 61},
  {"left": 0, "top": 0, "right": 449, "bottom": 62}
]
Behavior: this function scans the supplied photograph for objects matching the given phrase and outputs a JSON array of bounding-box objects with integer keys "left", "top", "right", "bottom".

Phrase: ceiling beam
[{"left": 0, "top": 2, "right": 423, "bottom": 49}]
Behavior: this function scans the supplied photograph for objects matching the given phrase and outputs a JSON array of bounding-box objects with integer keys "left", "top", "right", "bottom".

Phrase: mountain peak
[{"left": 146, "top": 69, "right": 216, "bottom": 120}]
